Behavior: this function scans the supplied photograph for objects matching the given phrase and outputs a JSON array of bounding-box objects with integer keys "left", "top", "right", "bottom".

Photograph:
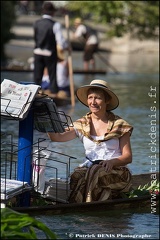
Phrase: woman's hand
[{"left": 99, "top": 160, "right": 114, "bottom": 172}]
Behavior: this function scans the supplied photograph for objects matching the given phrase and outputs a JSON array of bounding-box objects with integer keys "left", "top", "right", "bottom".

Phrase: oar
[
  {"left": 96, "top": 51, "right": 119, "bottom": 74},
  {"left": 65, "top": 14, "right": 75, "bottom": 107}
]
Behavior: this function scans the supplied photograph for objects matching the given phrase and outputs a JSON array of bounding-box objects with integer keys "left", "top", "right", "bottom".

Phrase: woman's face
[{"left": 87, "top": 88, "right": 109, "bottom": 113}]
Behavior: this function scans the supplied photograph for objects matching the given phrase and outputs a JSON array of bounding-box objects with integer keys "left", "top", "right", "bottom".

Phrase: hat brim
[{"left": 76, "top": 85, "right": 119, "bottom": 111}]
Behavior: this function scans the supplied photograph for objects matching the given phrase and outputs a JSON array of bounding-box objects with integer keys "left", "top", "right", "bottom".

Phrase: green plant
[
  {"left": 1, "top": 207, "right": 58, "bottom": 239},
  {"left": 123, "top": 180, "right": 159, "bottom": 198}
]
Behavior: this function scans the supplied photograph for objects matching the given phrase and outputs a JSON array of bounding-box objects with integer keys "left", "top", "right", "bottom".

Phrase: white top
[
  {"left": 42, "top": 60, "right": 69, "bottom": 88},
  {"left": 34, "top": 15, "right": 68, "bottom": 56},
  {"left": 74, "top": 24, "right": 98, "bottom": 45},
  {"left": 74, "top": 128, "right": 122, "bottom": 168},
  {"left": 57, "top": 61, "right": 69, "bottom": 88}
]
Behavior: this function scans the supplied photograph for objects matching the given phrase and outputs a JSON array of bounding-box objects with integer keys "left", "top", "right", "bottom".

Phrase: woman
[{"left": 47, "top": 79, "right": 133, "bottom": 203}]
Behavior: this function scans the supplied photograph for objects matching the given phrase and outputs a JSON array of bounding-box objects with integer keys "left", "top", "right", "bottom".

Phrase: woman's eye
[{"left": 88, "top": 96, "right": 93, "bottom": 100}]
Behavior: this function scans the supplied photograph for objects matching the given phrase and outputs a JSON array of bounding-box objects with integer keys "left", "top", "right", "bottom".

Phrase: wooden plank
[
  {"left": 12, "top": 195, "right": 155, "bottom": 215},
  {"left": 73, "top": 69, "right": 107, "bottom": 74},
  {"left": 1, "top": 67, "right": 107, "bottom": 75},
  {"left": 131, "top": 172, "right": 159, "bottom": 188}
]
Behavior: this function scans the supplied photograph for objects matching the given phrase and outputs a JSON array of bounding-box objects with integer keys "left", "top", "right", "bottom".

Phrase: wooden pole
[{"left": 65, "top": 15, "right": 75, "bottom": 107}]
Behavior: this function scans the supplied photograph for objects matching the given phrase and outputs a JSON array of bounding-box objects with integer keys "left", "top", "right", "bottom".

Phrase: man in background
[
  {"left": 73, "top": 18, "right": 99, "bottom": 71},
  {"left": 33, "top": 1, "right": 68, "bottom": 97}
]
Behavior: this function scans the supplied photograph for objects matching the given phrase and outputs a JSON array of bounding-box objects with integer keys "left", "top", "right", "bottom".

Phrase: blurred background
[{"left": 0, "top": 1, "right": 159, "bottom": 67}]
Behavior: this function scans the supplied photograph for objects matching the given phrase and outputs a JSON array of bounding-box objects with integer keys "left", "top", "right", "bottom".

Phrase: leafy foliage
[
  {"left": 0, "top": 1, "right": 16, "bottom": 62},
  {"left": 1, "top": 207, "right": 58, "bottom": 239},
  {"left": 122, "top": 179, "right": 159, "bottom": 198},
  {"left": 66, "top": 1, "right": 159, "bottom": 39}
]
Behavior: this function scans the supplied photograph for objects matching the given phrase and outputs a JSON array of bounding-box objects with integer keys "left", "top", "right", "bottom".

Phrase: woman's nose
[{"left": 91, "top": 98, "right": 96, "bottom": 104}]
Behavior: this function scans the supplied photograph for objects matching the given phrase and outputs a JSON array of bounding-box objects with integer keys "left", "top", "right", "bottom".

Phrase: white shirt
[
  {"left": 74, "top": 24, "right": 98, "bottom": 45},
  {"left": 57, "top": 60, "right": 69, "bottom": 88},
  {"left": 42, "top": 60, "right": 69, "bottom": 88},
  {"left": 74, "top": 128, "right": 122, "bottom": 168}
]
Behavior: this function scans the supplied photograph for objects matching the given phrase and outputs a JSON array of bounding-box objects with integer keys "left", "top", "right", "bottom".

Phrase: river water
[{"left": 1, "top": 51, "right": 159, "bottom": 239}]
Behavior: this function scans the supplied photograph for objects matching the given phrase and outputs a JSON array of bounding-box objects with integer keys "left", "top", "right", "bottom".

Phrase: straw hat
[
  {"left": 57, "top": 45, "right": 65, "bottom": 61},
  {"left": 76, "top": 79, "right": 119, "bottom": 111},
  {"left": 74, "top": 18, "right": 82, "bottom": 25}
]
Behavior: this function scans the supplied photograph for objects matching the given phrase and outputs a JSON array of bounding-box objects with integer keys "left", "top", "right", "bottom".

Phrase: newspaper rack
[
  {"left": 1, "top": 132, "right": 32, "bottom": 203},
  {"left": 32, "top": 144, "right": 76, "bottom": 203},
  {"left": 1, "top": 79, "right": 76, "bottom": 206},
  {"left": 1, "top": 97, "right": 35, "bottom": 120},
  {"left": 1, "top": 79, "right": 40, "bottom": 120},
  {"left": 1, "top": 133, "right": 76, "bottom": 205},
  {"left": 33, "top": 96, "right": 73, "bottom": 133}
]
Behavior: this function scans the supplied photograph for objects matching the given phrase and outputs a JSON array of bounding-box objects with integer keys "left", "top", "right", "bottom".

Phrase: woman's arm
[
  {"left": 100, "top": 132, "right": 132, "bottom": 171},
  {"left": 47, "top": 127, "right": 77, "bottom": 142}
]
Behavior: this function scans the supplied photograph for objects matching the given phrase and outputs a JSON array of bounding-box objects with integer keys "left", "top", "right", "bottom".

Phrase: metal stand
[{"left": 17, "top": 109, "right": 34, "bottom": 206}]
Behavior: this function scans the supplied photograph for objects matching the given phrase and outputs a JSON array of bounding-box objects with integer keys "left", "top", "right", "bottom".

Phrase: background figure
[
  {"left": 56, "top": 45, "right": 70, "bottom": 98},
  {"left": 33, "top": 1, "right": 68, "bottom": 97},
  {"left": 19, "top": 1, "right": 29, "bottom": 14},
  {"left": 41, "top": 45, "right": 70, "bottom": 98},
  {"left": 73, "top": 18, "right": 99, "bottom": 71},
  {"left": 41, "top": 67, "right": 50, "bottom": 90}
]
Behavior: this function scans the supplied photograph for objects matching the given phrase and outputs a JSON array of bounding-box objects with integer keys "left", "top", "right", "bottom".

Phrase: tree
[
  {"left": 0, "top": 1, "right": 17, "bottom": 64},
  {"left": 66, "top": 1, "right": 159, "bottom": 39}
]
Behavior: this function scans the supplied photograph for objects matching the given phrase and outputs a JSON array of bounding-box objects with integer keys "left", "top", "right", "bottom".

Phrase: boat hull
[
  {"left": 12, "top": 195, "right": 159, "bottom": 215},
  {"left": 12, "top": 172, "right": 159, "bottom": 215}
]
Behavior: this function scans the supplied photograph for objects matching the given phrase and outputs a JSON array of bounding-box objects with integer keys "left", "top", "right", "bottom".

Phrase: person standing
[
  {"left": 33, "top": 1, "right": 68, "bottom": 97},
  {"left": 73, "top": 18, "right": 99, "bottom": 71}
]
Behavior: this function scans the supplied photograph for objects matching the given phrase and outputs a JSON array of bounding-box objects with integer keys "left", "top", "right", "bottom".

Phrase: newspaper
[
  {"left": 1, "top": 178, "right": 32, "bottom": 200},
  {"left": 1, "top": 79, "right": 41, "bottom": 120}
]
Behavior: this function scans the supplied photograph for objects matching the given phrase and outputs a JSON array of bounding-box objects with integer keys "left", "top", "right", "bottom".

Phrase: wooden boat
[
  {"left": 1, "top": 67, "right": 107, "bottom": 75},
  {"left": 12, "top": 172, "right": 159, "bottom": 215}
]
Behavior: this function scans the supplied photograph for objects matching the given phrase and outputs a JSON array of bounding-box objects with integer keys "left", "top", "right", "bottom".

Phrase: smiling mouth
[{"left": 90, "top": 106, "right": 99, "bottom": 109}]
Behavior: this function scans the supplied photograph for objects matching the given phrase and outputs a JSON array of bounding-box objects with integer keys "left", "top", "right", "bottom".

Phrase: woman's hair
[{"left": 87, "top": 87, "right": 111, "bottom": 102}]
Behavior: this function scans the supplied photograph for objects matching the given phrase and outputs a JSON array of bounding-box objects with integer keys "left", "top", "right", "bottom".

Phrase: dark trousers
[{"left": 34, "top": 53, "right": 58, "bottom": 94}]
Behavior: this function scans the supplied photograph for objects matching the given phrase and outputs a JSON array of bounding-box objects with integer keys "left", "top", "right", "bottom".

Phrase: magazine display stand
[
  {"left": 1, "top": 79, "right": 41, "bottom": 120},
  {"left": 1, "top": 80, "right": 75, "bottom": 207}
]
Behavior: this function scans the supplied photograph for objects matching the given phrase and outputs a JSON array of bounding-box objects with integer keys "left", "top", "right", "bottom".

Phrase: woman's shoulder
[{"left": 109, "top": 112, "right": 127, "bottom": 122}]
